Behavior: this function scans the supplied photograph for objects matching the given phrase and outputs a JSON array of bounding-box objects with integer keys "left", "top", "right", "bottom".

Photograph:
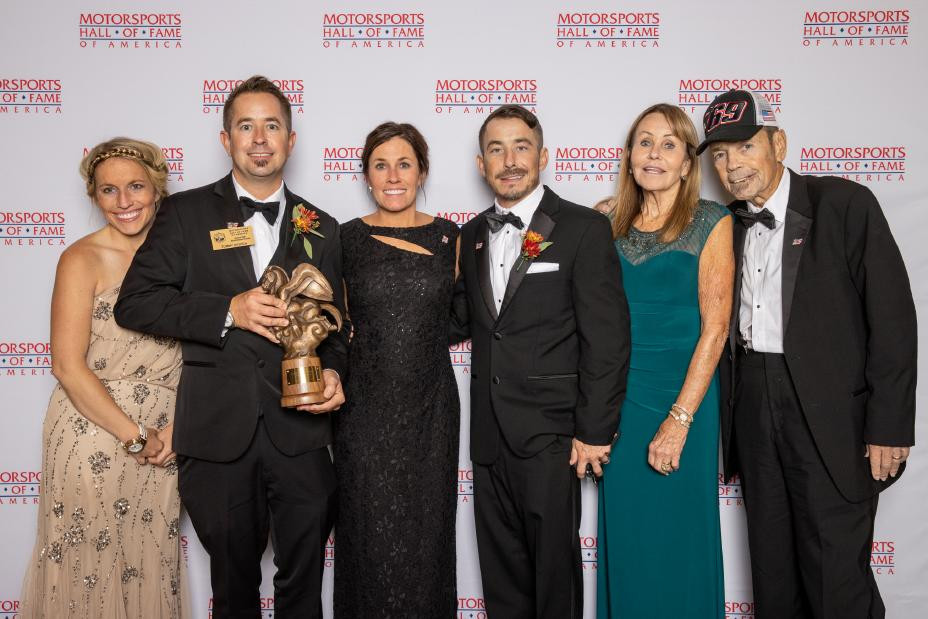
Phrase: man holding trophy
[{"left": 115, "top": 76, "right": 347, "bottom": 618}]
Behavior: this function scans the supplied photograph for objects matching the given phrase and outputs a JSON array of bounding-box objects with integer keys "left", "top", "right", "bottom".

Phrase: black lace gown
[{"left": 334, "top": 217, "right": 460, "bottom": 618}]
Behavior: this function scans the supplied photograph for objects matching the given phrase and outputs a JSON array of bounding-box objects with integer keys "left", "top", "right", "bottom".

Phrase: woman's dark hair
[{"left": 361, "top": 122, "right": 430, "bottom": 176}]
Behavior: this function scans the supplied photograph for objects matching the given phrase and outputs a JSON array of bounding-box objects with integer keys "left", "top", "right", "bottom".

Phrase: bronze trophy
[{"left": 259, "top": 264, "right": 343, "bottom": 407}]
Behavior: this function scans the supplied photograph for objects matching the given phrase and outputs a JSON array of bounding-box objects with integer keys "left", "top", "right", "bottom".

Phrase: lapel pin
[
  {"left": 792, "top": 238, "right": 804, "bottom": 246},
  {"left": 475, "top": 242, "right": 484, "bottom": 250},
  {"left": 441, "top": 235, "right": 449, "bottom": 244}
]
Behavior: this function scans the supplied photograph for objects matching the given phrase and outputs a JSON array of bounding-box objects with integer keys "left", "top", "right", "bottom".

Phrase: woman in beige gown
[{"left": 20, "top": 138, "right": 186, "bottom": 618}]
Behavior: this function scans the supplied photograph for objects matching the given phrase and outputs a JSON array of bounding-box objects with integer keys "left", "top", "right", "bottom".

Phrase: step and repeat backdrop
[{"left": 1, "top": 1, "right": 925, "bottom": 617}]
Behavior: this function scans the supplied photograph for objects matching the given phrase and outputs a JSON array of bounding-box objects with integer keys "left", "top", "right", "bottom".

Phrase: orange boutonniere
[
  {"left": 290, "top": 203, "right": 325, "bottom": 259},
  {"left": 517, "top": 230, "right": 553, "bottom": 269}
]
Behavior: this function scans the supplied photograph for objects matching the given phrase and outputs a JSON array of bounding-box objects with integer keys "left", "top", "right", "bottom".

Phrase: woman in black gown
[{"left": 334, "top": 122, "right": 460, "bottom": 618}]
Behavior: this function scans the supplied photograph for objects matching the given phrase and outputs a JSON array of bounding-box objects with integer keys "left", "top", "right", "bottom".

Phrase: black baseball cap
[{"left": 696, "top": 89, "right": 779, "bottom": 155}]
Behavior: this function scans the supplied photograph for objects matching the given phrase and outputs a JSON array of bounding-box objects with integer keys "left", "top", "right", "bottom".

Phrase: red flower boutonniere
[
  {"left": 290, "top": 203, "right": 325, "bottom": 259},
  {"left": 517, "top": 230, "right": 553, "bottom": 269}
]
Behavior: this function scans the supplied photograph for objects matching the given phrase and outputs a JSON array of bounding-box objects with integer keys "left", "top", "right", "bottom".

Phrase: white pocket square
[{"left": 526, "top": 262, "right": 559, "bottom": 274}]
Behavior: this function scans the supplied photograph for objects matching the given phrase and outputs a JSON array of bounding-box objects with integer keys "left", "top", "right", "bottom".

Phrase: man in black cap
[{"left": 700, "top": 89, "right": 917, "bottom": 619}]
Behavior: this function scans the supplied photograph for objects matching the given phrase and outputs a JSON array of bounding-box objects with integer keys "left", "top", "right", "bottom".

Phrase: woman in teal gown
[{"left": 597, "top": 103, "right": 734, "bottom": 618}]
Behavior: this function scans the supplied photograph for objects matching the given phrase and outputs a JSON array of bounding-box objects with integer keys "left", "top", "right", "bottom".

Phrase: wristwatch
[{"left": 123, "top": 423, "right": 148, "bottom": 454}]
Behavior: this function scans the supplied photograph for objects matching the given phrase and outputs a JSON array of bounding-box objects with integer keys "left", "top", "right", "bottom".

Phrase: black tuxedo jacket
[
  {"left": 114, "top": 174, "right": 348, "bottom": 462},
  {"left": 451, "top": 186, "right": 630, "bottom": 465},
  {"left": 720, "top": 170, "right": 917, "bottom": 502}
]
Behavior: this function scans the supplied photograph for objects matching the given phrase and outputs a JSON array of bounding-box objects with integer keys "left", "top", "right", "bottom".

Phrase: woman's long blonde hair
[{"left": 611, "top": 103, "right": 701, "bottom": 243}]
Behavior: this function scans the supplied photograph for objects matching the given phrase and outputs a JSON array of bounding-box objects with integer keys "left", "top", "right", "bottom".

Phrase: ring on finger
[{"left": 659, "top": 462, "right": 671, "bottom": 473}]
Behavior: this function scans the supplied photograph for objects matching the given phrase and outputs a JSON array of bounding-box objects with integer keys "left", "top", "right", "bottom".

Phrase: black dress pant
[
  {"left": 734, "top": 349, "right": 883, "bottom": 619},
  {"left": 473, "top": 435, "right": 582, "bottom": 619},
  {"left": 178, "top": 418, "right": 337, "bottom": 619}
]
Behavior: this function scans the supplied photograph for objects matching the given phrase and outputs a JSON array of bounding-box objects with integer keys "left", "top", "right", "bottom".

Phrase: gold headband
[{"left": 87, "top": 146, "right": 146, "bottom": 178}]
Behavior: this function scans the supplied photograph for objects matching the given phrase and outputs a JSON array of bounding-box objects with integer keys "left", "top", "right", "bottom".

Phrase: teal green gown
[{"left": 597, "top": 200, "right": 728, "bottom": 618}]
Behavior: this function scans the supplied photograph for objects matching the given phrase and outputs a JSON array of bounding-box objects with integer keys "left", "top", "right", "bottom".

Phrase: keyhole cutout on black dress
[{"left": 370, "top": 234, "right": 433, "bottom": 256}]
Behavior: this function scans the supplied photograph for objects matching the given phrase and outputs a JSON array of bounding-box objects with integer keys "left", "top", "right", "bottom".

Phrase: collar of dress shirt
[
  {"left": 493, "top": 182, "right": 545, "bottom": 228},
  {"left": 230, "top": 174, "right": 286, "bottom": 225},
  {"left": 747, "top": 166, "right": 790, "bottom": 224}
]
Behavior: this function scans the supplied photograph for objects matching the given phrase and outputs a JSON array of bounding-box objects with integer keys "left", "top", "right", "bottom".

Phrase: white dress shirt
[
  {"left": 488, "top": 184, "right": 545, "bottom": 313},
  {"left": 739, "top": 169, "right": 790, "bottom": 353},
  {"left": 231, "top": 175, "right": 286, "bottom": 281}
]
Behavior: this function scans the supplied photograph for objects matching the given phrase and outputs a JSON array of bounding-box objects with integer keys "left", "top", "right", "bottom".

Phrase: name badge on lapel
[{"left": 210, "top": 226, "right": 255, "bottom": 250}]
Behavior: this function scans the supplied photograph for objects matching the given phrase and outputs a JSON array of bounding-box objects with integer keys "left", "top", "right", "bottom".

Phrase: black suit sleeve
[
  {"left": 449, "top": 275, "right": 470, "bottom": 344},
  {"left": 845, "top": 186, "right": 917, "bottom": 446},
  {"left": 315, "top": 219, "right": 349, "bottom": 378},
  {"left": 115, "top": 196, "right": 231, "bottom": 347},
  {"left": 571, "top": 215, "right": 630, "bottom": 445}
]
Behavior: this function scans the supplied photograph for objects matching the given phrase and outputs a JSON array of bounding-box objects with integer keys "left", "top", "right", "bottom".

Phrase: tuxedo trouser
[
  {"left": 733, "top": 349, "right": 884, "bottom": 619},
  {"left": 473, "top": 435, "right": 582, "bottom": 619},
  {"left": 178, "top": 418, "right": 337, "bottom": 619}
]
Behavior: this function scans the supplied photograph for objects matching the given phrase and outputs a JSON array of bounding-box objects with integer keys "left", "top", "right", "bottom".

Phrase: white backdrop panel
[{"left": 1, "top": 1, "right": 925, "bottom": 617}]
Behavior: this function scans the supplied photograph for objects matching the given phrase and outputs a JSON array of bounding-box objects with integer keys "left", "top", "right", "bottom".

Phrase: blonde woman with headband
[{"left": 20, "top": 138, "right": 187, "bottom": 617}]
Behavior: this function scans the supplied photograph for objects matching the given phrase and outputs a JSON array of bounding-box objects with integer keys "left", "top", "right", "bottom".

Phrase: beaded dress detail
[{"left": 20, "top": 286, "right": 185, "bottom": 618}]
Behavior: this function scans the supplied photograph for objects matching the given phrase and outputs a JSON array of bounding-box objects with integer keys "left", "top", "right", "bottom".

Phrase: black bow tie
[
  {"left": 734, "top": 206, "right": 776, "bottom": 230},
  {"left": 486, "top": 210, "right": 525, "bottom": 233},
  {"left": 240, "top": 197, "right": 280, "bottom": 225}
]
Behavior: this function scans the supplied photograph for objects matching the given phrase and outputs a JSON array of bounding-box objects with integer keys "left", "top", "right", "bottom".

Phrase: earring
[
  {"left": 367, "top": 186, "right": 372, "bottom": 192},
  {"left": 681, "top": 175, "right": 687, "bottom": 181}
]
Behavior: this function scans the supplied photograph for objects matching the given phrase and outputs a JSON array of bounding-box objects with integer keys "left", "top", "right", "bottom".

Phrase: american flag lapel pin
[
  {"left": 792, "top": 238, "right": 804, "bottom": 246},
  {"left": 475, "top": 242, "right": 484, "bottom": 250}
]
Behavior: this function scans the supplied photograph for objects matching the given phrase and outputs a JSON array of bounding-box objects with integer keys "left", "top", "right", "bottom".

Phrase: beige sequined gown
[{"left": 20, "top": 286, "right": 186, "bottom": 618}]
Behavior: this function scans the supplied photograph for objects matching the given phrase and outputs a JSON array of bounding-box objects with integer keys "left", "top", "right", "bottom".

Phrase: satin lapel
[
  {"left": 475, "top": 215, "right": 497, "bottom": 321},
  {"left": 498, "top": 190, "right": 557, "bottom": 320},
  {"left": 730, "top": 206, "right": 747, "bottom": 354},
  {"left": 213, "top": 175, "right": 258, "bottom": 288},
  {"left": 781, "top": 173, "right": 813, "bottom": 334}
]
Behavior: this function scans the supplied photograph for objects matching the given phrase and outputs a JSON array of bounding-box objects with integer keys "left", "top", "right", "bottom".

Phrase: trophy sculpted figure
[{"left": 259, "top": 263, "right": 343, "bottom": 407}]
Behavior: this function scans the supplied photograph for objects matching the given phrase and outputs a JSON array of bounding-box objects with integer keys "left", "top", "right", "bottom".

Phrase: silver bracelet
[{"left": 668, "top": 408, "right": 693, "bottom": 429}]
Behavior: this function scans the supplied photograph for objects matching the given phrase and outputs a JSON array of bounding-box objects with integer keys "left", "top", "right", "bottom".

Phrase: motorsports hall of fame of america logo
[
  {"left": 719, "top": 473, "right": 743, "bottom": 507},
  {"left": 0, "top": 470, "right": 41, "bottom": 506},
  {"left": 677, "top": 79, "right": 783, "bottom": 116},
  {"left": 434, "top": 80, "right": 538, "bottom": 115},
  {"left": 457, "top": 596, "right": 487, "bottom": 619},
  {"left": 555, "top": 11, "right": 661, "bottom": 48},
  {"left": 0, "top": 341, "right": 51, "bottom": 376},
  {"left": 207, "top": 597, "right": 275, "bottom": 618},
  {"left": 201, "top": 79, "right": 304, "bottom": 116},
  {"left": 322, "top": 146, "right": 362, "bottom": 183},
  {"left": 0, "top": 211, "right": 65, "bottom": 248},
  {"left": 321, "top": 12, "right": 425, "bottom": 48},
  {"left": 78, "top": 11, "right": 182, "bottom": 49},
  {"left": 725, "top": 600, "right": 755, "bottom": 618},
  {"left": 0, "top": 599, "right": 21, "bottom": 618},
  {"left": 798, "top": 146, "right": 905, "bottom": 184},
  {"left": 802, "top": 9, "right": 910, "bottom": 47},
  {"left": 0, "top": 79, "right": 62, "bottom": 115},
  {"left": 553, "top": 146, "right": 623, "bottom": 183}
]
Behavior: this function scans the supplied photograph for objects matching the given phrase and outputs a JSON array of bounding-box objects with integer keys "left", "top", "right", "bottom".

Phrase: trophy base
[
  {"left": 281, "top": 392, "right": 328, "bottom": 407},
  {"left": 280, "top": 355, "right": 326, "bottom": 409}
]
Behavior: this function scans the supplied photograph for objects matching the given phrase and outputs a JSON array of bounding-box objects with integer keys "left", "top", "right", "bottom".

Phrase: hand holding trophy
[{"left": 259, "top": 264, "right": 343, "bottom": 407}]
